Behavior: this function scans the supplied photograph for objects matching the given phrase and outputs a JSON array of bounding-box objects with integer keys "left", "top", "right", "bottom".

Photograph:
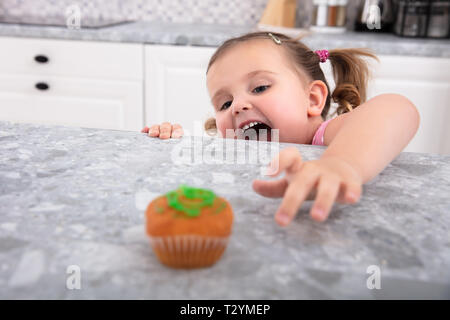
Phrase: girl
[{"left": 141, "top": 32, "right": 420, "bottom": 226}]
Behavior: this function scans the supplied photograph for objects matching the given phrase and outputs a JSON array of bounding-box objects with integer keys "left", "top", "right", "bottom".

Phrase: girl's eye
[
  {"left": 220, "top": 100, "right": 232, "bottom": 111},
  {"left": 252, "top": 85, "right": 269, "bottom": 94}
]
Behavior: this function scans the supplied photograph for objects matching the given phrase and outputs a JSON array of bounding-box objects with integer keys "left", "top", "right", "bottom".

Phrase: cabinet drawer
[
  {"left": 0, "top": 73, "right": 143, "bottom": 131},
  {"left": 0, "top": 37, "right": 143, "bottom": 80}
]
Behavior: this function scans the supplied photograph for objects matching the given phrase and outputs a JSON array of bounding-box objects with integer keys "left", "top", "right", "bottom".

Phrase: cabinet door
[
  {"left": 145, "top": 45, "right": 216, "bottom": 136},
  {"left": 324, "top": 55, "right": 450, "bottom": 155},
  {"left": 0, "top": 73, "right": 143, "bottom": 131},
  {"left": 367, "top": 55, "right": 450, "bottom": 155}
]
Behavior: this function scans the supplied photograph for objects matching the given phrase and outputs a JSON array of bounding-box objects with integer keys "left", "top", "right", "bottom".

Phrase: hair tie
[{"left": 315, "top": 50, "right": 329, "bottom": 63}]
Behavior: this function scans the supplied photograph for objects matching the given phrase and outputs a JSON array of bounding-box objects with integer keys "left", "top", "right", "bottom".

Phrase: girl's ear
[{"left": 307, "top": 80, "right": 328, "bottom": 117}]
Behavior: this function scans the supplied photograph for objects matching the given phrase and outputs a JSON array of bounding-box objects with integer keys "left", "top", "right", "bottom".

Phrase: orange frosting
[{"left": 146, "top": 193, "right": 233, "bottom": 238}]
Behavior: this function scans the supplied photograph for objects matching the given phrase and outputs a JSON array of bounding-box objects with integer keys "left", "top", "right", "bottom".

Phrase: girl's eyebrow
[
  {"left": 244, "top": 70, "right": 278, "bottom": 80},
  {"left": 211, "top": 70, "right": 277, "bottom": 102}
]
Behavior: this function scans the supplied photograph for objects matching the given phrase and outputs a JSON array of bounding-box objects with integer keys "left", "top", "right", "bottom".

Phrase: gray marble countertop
[
  {"left": 0, "top": 120, "right": 450, "bottom": 299},
  {"left": 0, "top": 21, "right": 449, "bottom": 58}
]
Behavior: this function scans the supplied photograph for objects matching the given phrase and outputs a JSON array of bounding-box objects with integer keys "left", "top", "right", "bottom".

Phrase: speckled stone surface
[
  {"left": 0, "top": 21, "right": 449, "bottom": 57},
  {"left": 0, "top": 120, "right": 449, "bottom": 299}
]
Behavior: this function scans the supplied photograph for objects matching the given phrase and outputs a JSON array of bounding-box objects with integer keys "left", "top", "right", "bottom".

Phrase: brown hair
[{"left": 204, "top": 31, "right": 379, "bottom": 135}]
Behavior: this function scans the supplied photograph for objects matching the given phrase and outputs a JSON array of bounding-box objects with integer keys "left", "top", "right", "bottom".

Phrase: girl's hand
[
  {"left": 252, "top": 147, "right": 363, "bottom": 226},
  {"left": 141, "top": 122, "right": 184, "bottom": 139}
]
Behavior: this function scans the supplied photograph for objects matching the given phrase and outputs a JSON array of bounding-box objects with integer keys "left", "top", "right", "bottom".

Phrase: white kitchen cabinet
[
  {"left": 0, "top": 73, "right": 142, "bottom": 130},
  {"left": 144, "top": 44, "right": 216, "bottom": 136},
  {"left": 367, "top": 55, "right": 450, "bottom": 155},
  {"left": 318, "top": 55, "right": 450, "bottom": 155},
  {"left": 0, "top": 36, "right": 144, "bottom": 131}
]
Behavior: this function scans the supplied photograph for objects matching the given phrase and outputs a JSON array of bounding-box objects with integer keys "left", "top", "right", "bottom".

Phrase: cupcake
[{"left": 145, "top": 184, "right": 233, "bottom": 269}]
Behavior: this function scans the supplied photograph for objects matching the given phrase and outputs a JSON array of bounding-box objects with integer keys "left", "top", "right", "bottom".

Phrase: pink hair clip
[{"left": 315, "top": 50, "right": 329, "bottom": 63}]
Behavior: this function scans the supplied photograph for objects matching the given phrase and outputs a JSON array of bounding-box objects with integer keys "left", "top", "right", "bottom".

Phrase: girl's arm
[
  {"left": 322, "top": 93, "right": 421, "bottom": 183},
  {"left": 252, "top": 93, "right": 420, "bottom": 225}
]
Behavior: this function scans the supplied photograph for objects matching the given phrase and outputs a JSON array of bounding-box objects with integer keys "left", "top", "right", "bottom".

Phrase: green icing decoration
[{"left": 165, "top": 184, "right": 216, "bottom": 217}]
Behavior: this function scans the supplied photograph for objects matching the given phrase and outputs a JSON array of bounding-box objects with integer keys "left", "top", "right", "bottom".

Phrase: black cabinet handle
[
  {"left": 34, "top": 55, "right": 49, "bottom": 63},
  {"left": 35, "top": 82, "right": 49, "bottom": 91}
]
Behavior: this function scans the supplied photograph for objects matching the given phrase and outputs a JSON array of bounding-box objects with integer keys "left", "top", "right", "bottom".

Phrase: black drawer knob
[
  {"left": 35, "top": 82, "right": 49, "bottom": 91},
  {"left": 34, "top": 55, "right": 49, "bottom": 63}
]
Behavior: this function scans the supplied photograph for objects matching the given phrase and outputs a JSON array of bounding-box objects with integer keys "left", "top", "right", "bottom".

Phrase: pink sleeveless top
[{"left": 311, "top": 119, "right": 332, "bottom": 146}]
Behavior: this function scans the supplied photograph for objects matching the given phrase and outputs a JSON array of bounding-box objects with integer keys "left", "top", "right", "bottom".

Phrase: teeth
[{"left": 242, "top": 121, "right": 262, "bottom": 131}]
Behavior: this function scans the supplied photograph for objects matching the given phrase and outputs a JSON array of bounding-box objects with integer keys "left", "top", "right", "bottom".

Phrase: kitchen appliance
[
  {"left": 355, "top": 0, "right": 395, "bottom": 32},
  {"left": 394, "top": 0, "right": 450, "bottom": 38},
  {"left": 311, "top": 0, "right": 348, "bottom": 33},
  {"left": 427, "top": 0, "right": 450, "bottom": 38}
]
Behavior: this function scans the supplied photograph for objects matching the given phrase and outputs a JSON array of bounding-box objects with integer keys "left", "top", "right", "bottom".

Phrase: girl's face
[{"left": 206, "top": 39, "right": 325, "bottom": 144}]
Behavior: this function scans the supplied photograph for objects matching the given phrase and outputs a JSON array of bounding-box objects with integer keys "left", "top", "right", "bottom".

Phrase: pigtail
[{"left": 328, "top": 48, "right": 379, "bottom": 116}]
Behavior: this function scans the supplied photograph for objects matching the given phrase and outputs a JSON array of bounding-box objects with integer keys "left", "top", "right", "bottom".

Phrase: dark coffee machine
[{"left": 394, "top": 0, "right": 450, "bottom": 38}]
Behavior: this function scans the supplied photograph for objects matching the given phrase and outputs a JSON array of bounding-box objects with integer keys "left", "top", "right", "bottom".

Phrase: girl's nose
[{"left": 232, "top": 101, "right": 252, "bottom": 115}]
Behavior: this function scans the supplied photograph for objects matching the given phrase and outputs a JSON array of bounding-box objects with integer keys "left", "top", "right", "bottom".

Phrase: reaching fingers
[
  {"left": 146, "top": 123, "right": 184, "bottom": 139},
  {"left": 343, "top": 181, "right": 362, "bottom": 204},
  {"left": 331, "top": 179, "right": 363, "bottom": 204},
  {"left": 171, "top": 123, "right": 184, "bottom": 138},
  {"left": 275, "top": 169, "right": 320, "bottom": 226},
  {"left": 158, "top": 122, "right": 172, "bottom": 139},
  {"left": 252, "top": 178, "right": 288, "bottom": 198},
  {"left": 266, "top": 147, "right": 303, "bottom": 177},
  {"left": 310, "top": 175, "right": 341, "bottom": 222},
  {"left": 148, "top": 124, "right": 160, "bottom": 137}
]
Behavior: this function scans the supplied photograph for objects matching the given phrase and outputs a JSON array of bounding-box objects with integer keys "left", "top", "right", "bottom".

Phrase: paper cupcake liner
[{"left": 149, "top": 235, "right": 230, "bottom": 269}]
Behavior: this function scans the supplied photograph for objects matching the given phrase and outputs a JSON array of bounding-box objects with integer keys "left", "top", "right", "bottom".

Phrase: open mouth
[{"left": 238, "top": 121, "right": 273, "bottom": 141}]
